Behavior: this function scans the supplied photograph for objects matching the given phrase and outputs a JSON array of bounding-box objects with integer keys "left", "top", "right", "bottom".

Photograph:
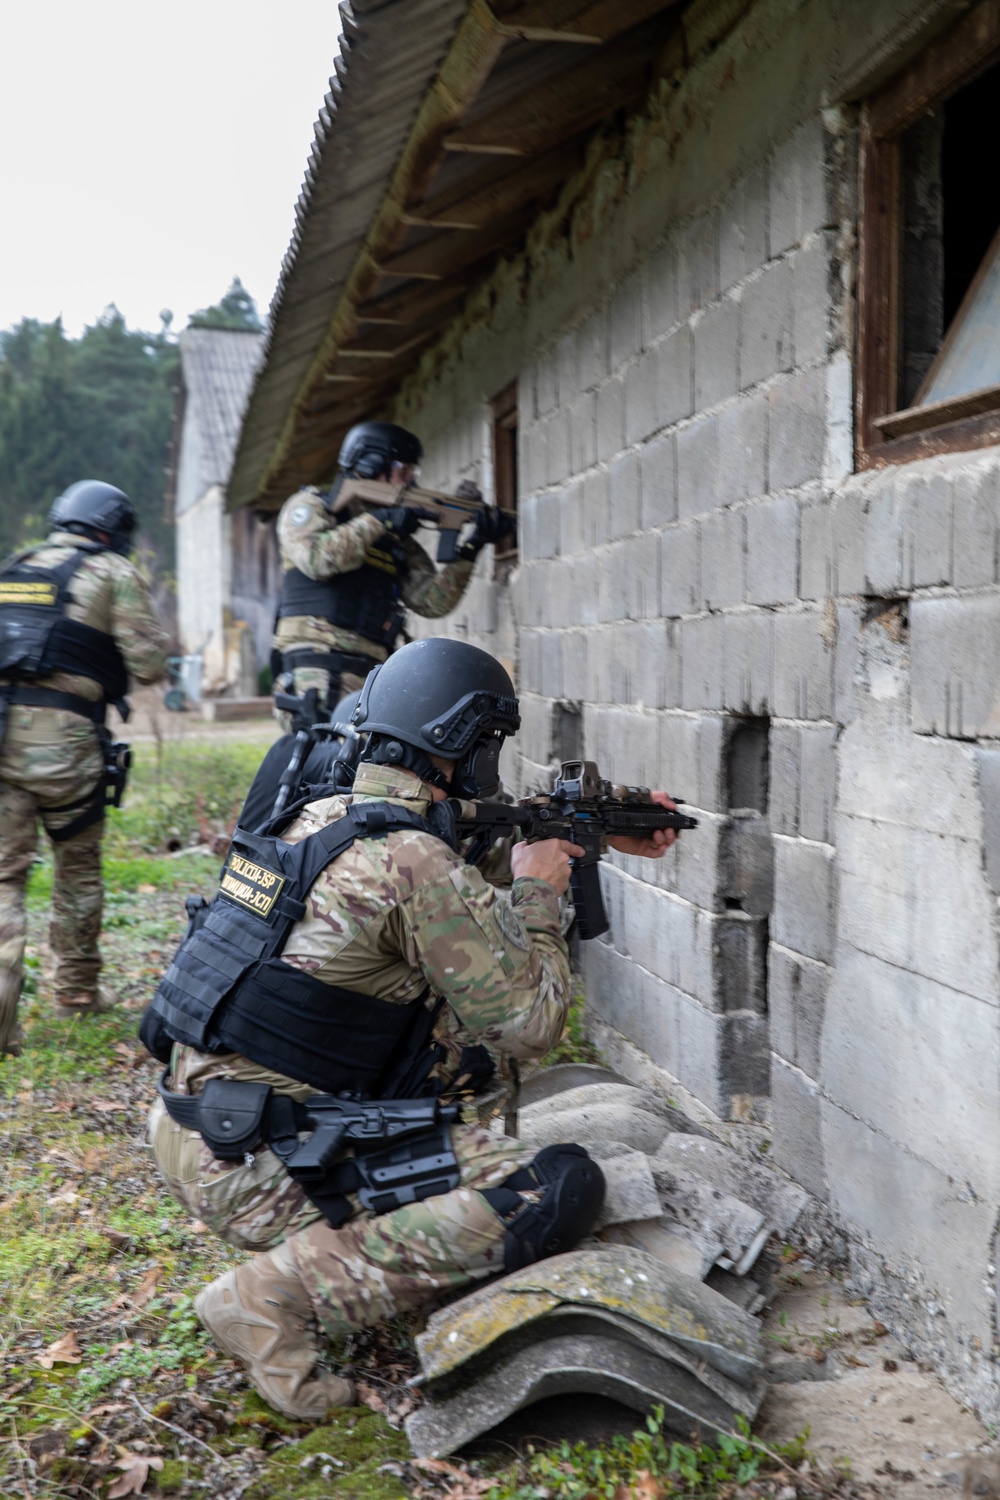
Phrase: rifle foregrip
[{"left": 570, "top": 858, "right": 609, "bottom": 941}]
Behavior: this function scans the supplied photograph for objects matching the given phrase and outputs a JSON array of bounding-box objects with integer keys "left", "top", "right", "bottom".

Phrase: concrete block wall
[{"left": 390, "top": 0, "right": 1000, "bottom": 1414}]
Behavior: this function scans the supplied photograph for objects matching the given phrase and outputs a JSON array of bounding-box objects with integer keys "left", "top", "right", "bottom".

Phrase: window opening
[
  {"left": 725, "top": 717, "right": 770, "bottom": 815},
  {"left": 858, "top": 2, "right": 1000, "bottom": 464},
  {"left": 491, "top": 381, "right": 518, "bottom": 561}
]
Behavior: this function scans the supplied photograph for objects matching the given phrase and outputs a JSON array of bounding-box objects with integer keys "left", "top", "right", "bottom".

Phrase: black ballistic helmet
[
  {"left": 354, "top": 638, "right": 519, "bottom": 797},
  {"left": 49, "top": 480, "right": 136, "bottom": 555},
  {"left": 338, "top": 421, "right": 423, "bottom": 480}
]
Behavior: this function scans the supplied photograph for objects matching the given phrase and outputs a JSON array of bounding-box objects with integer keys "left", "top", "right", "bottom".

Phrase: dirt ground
[
  {"left": 118, "top": 683, "right": 281, "bottom": 746},
  {"left": 757, "top": 1267, "right": 991, "bottom": 1495}
]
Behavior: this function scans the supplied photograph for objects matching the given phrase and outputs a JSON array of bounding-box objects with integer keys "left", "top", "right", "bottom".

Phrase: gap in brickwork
[
  {"left": 726, "top": 716, "right": 770, "bottom": 814},
  {"left": 552, "top": 699, "right": 583, "bottom": 764}
]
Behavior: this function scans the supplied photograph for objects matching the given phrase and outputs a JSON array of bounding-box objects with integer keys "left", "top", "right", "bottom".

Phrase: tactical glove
[
  {"left": 370, "top": 504, "right": 431, "bottom": 537},
  {"left": 457, "top": 501, "right": 517, "bottom": 560}
]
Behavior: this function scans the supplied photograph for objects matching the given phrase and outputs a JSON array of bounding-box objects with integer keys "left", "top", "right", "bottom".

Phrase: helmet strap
[{"left": 364, "top": 735, "right": 452, "bottom": 791}]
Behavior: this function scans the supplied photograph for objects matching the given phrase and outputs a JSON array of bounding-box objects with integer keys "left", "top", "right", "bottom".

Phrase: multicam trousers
[
  {"left": 0, "top": 705, "right": 105, "bottom": 1050},
  {"left": 149, "top": 1098, "right": 532, "bottom": 1340}
]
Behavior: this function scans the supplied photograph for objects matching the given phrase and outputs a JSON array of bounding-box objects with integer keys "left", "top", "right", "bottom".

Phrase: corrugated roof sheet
[
  {"left": 228, "top": 0, "right": 469, "bottom": 512},
  {"left": 179, "top": 328, "right": 265, "bottom": 496}
]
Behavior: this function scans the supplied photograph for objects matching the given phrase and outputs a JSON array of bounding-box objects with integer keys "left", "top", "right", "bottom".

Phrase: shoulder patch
[
  {"left": 289, "top": 503, "right": 312, "bottom": 526},
  {"left": 497, "top": 898, "right": 530, "bottom": 951}
]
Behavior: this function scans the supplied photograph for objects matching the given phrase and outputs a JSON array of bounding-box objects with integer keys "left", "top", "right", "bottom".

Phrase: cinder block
[
  {"left": 625, "top": 346, "right": 660, "bottom": 447},
  {"left": 556, "top": 331, "right": 577, "bottom": 407},
  {"left": 639, "top": 429, "right": 678, "bottom": 529},
  {"left": 574, "top": 553, "right": 600, "bottom": 627},
  {"left": 822, "top": 1096, "right": 997, "bottom": 1332},
  {"left": 771, "top": 607, "right": 834, "bottom": 720},
  {"left": 676, "top": 415, "right": 719, "bottom": 521},
  {"left": 710, "top": 910, "right": 769, "bottom": 1013},
  {"left": 773, "top": 835, "right": 836, "bottom": 965},
  {"left": 823, "top": 944, "right": 1000, "bottom": 1198},
  {"left": 560, "top": 478, "right": 586, "bottom": 557},
  {"left": 610, "top": 268, "right": 645, "bottom": 372},
  {"left": 911, "top": 594, "right": 1000, "bottom": 738},
  {"left": 615, "top": 803, "right": 726, "bottom": 916},
  {"left": 562, "top": 629, "right": 589, "bottom": 701},
  {"left": 630, "top": 618, "right": 674, "bottom": 709},
  {"left": 739, "top": 260, "right": 794, "bottom": 390},
  {"left": 545, "top": 407, "right": 572, "bottom": 488},
  {"left": 976, "top": 747, "right": 1000, "bottom": 897},
  {"left": 657, "top": 325, "right": 694, "bottom": 428},
  {"left": 624, "top": 532, "right": 661, "bottom": 620},
  {"left": 770, "top": 117, "right": 829, "bottom": 256},
  {"left": 701, "top": 508, "right": 746, "bottom": 611},
  {"left": 609, "top": 450, "right": 642, "bottom": 539},
  {"left": 696, "top": 712, "right": 726, "bottom": 815},
  {"left": 792, "top": 233, "right": 832, "bottom": 366},
  {"left": 576, "top": 308, "right": 609, "bottom": 390},
  {"left": 596, "top": 376, "right": 625, "bottom": 463},
  {"left": 719, "top": 167, "right": 768, "bottom": 289},
  {"left": 800, "top": 496, "right": 833, "bottom": 600},
  {"left": 583, "top": 470, "right": 610, "bottom": 550},
  {"left": 716, "top": 395, "right": 767, "bottom": 505},
  {"left": 829, "top": 485, "right": 867, "bottom": 595},
  {"left": 953, "top": 462, "right": 1000, "bottom": 588},
  {"left": 798, "top": 723, "right": 837, "bottom": 844},
  {"left": 679, "top": 210, "right": 720, "bottom": 315},
  {"left": 534, "top": 490, "right": 561, "bottom": 559},
  {"left": 768, "top": 367, "right": 826, "bottom": 492},
  {"left": 769, "top": 942, "right": 830, "bottom": 1079},
  {"left": 771, "top": 1059, "right": 827, "bottom": 1199},
  {"left": 862, "top": 471, "right": 905, "bottom": 595},
  {"left": 660, "top": 522, "right": 702, "bottom": 618},
  {"left": 679, "top": 612, "right": 724, "bottom": 710},
  {"left": 722, "top": 608, "right": 773, "bottom": 716},
  {"left": 745, "top": 495, "right": 799, "bottom": 606},
  {"left": 569, "top": 390, "right": 598, "bottom": 476},
  {"left": 903, "top": 468, "right": 953, "bottom": 589},
  {"left": 522, "top": 422, "right": 548, "bottom": 495},
  {"left": 693, "top": 298, "right": 739, "bottom": 410},
  {"left": 535, "top": 347, "right": 559, "bottom": 416},
  {"left": 660, "top": 713, "right": 702, "bottom": 801},
  {"left": 837, "top": 815, "right": 997, "bottom": 1004},
  {"left": 769, "top": 725, "right": 800, "bottom": 836},
  {"left": 647, "top": 239, "right": 680, "bottom": 340}
]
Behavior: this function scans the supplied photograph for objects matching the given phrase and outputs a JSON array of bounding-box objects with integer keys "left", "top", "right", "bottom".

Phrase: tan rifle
[{"left": 330, "top": 478, "right": 515, "bottom": 562}]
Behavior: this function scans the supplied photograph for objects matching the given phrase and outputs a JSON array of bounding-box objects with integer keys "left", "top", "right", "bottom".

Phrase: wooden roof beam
[
  {"left": 443, "top": 18, "right": 665, "bottom": 157},
  {"left": 373, "top": 204, "right": 538, "bottom": 279},
  {"left": 354, "top": 278, "right": 473, "bottom": 327},
  {"left": 493, "top": 0, "right": 680, "bottom": 45},
  {"left": 402, "top": 139, "right": 584, "bottom": 229}
]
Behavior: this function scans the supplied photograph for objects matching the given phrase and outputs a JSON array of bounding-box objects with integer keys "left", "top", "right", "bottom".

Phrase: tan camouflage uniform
[
  {"left": 150, "top": 760, "right": 572, "bottom": 1340},
  {"left": 0, "top": 532, "right": 167, "bottom": 1050},
  {"left": 273, "top": 487, "right": 474, "bottom": 727}
]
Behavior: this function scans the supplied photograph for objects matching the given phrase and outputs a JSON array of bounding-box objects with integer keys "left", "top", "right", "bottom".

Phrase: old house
[
  {"left": 169, "top": 326, "right": 277, "bottom": 694},
  {"left": 228, "top": 0, "right": 1000, "bottom": 1417}
]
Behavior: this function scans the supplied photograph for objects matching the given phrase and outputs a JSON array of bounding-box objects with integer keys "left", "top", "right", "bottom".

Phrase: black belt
[
  {"left": 5, "top": 685, "right": 106, "bottom": 724},
  {"left": 281, "top": 648, "right": 378, "bottom": 682},
  {"left": 157, "top": 1073, "right": 459, "bottom": 1227}
]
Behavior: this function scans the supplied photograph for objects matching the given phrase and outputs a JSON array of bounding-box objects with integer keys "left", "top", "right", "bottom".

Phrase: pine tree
[{"left": 188, "top": 276, "right": 263, "bottom": 332}]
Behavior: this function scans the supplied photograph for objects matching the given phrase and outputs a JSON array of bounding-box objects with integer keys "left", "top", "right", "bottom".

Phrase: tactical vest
[
  {"left": 277, "top": 515, "right": 408, "bottom": 651},
  {"left": 141, "top": 801, "right": 457, "bottom": 1097},
  {"left": 0, "top": 542, "right": 129, "bottom": 705}
]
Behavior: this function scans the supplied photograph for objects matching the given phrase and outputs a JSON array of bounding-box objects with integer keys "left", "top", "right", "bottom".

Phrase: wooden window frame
[
  {"left": 491, "top": 380, "right": 518, "bottom": 561},
  {"left": 858, "top": 0, "right": 1000, "bottom": 469}
]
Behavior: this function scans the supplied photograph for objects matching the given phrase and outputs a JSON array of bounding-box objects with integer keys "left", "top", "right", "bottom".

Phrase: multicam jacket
[{"left": 273, "top": 486, "right": 476, "bottom": 663}]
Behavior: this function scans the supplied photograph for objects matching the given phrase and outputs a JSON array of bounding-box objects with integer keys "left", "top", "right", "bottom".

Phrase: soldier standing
[
  {"left": 0, "top": 481, "right": 168, "bottom": 1055},
  {"left": 144, "top": 638, "right": 678, "bottom": 1420},
  {"left": 272, "top": 421, "right": 512, "bottom": 727}
]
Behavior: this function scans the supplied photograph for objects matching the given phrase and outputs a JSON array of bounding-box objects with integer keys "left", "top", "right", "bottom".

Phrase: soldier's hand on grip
[
  {"left": 371, "top": 505, "right": 432, "bottom": 537},
  {"left": 607, "top": 790, "right": 681, "bottom": 858},
  {"left": 511, "top": 837, "right": 585, "bottom": 897}
]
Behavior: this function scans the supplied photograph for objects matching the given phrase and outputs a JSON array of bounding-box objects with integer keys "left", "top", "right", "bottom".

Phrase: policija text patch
[
  {"left": 219, "top": 851, "right": 286, "bottom": 916},
  {"left": 0, "top": 581, "right": 58, "bottom": 606}
]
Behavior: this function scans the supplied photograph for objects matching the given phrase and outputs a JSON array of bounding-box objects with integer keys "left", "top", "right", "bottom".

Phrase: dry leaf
[
  {"left": 87, "top": 1401, "right": 130, "bottom": 1416},
  {"left": 356, "top": 1380, "right": 390, "bottom": 1414},
  {"left": 91, "top": 1100, "right": 127, "bottom": 1113},
  {"left": 130, "top": 1265, "right": 165, "bottom": 1308},
  {"left": 47, "top": 1182, "right": 80, "bottom": 1206},
  {"left": 35, "top": 1330, "right": 83, "bottom": 1367},
  {"left": 100, "top": 1227, "right": 131, "bottom": 1250},
  {"left": 107, "top": 1452, "right": 164, "bottom": 1498},
  {"left": 137, "top": 884, "right": 157, "bottom": 895}
]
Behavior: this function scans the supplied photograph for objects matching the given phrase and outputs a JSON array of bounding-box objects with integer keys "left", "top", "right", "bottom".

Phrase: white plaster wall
[{"left": 176, "top": 483, "right": 229, "bottom": 690}]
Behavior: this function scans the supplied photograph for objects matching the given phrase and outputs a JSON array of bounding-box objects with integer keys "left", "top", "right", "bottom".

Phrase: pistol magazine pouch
[{"left": 195, "top": 1078, "right": 271, "bottom": 1159}]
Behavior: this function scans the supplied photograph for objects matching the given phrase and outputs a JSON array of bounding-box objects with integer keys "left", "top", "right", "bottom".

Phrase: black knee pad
[{"left": 484, "top": 1142, "right": 605, "bottom": 1273}]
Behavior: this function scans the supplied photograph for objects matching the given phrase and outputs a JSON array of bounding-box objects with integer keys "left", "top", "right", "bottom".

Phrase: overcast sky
[{"left": 0, "top": 1, "right": 344, "bottom": 337}]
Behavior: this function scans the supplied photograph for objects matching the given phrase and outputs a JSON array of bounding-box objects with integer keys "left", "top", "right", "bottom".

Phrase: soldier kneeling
[{"left": 141, "top": 639, "right": 678, "bottom": 1419}]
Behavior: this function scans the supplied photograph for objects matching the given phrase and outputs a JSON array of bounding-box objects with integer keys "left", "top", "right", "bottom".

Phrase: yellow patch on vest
[
  {"left": 0, "top": 581, "right": 58, "bottom": 605},
  {"left": 219, "top": 851, "right": 286, "bottom": 917}
]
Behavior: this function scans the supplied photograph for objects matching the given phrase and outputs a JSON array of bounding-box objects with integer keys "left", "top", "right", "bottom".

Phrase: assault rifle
[
  {"left": 331, "top": 477, "right": 516, "bottom": 563},
  {"left": 454, "top": 760, "right": 698, "bottom": 941}
]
